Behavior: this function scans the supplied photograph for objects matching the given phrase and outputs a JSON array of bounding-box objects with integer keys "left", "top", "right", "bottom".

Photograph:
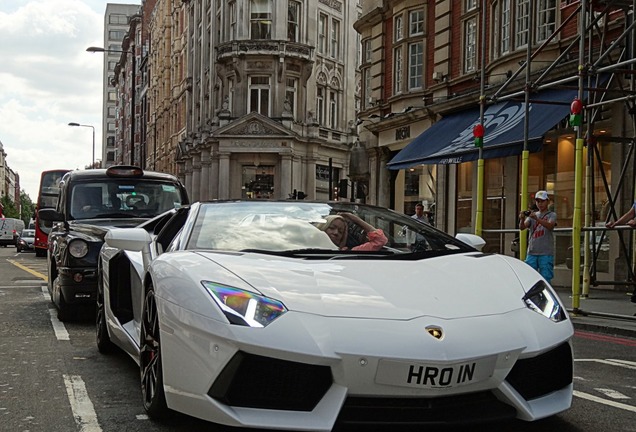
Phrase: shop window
[{"left": 242, "top": 165, "right": 274, "bottom": 199}]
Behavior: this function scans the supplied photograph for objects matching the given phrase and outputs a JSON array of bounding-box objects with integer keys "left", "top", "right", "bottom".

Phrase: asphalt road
[{"left": 0, "top": 247, "right": 634, "bottom": 432}]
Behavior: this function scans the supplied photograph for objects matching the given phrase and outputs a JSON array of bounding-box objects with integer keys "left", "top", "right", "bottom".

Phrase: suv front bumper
[{"left": 57, "top": 267, "right": 98, "bottom": 304}]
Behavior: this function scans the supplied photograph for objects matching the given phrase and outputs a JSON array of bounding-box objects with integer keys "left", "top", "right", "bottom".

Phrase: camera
[{"left": 523, "top": 210, "right": 532, "bottom": 216}]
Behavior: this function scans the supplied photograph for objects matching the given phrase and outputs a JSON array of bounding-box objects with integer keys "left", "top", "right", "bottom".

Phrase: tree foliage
[
  {"left": 1, "top": 192, "right": 36, "bottom": 226},
  {"left": 1, "top": 194, "right": 18, "bottom": 218},
  {"left": 20, "top": 191, "right": 36, "bottom": 225}
]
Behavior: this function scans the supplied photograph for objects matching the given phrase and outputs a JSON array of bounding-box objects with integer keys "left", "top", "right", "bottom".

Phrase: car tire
[
  {"left": 16, "top": 246, "right": 21, "bottom": 253},
  {"left": 96, "top": 291, "right": 115, "bottom": 354},
  {"left": 140, "top": 286, "right": 170, "bottom": 420},
  {"left": 56, "top": 286, "right": 75, "bottom": 322}
]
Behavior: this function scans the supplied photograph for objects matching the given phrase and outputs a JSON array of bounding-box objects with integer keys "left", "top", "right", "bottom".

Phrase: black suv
[{"left": 39, "top": 166, "right": 189, "bottom": 321}]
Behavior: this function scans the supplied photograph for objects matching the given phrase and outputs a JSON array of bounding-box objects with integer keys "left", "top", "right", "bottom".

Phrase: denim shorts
[{"left": 525, "top": 254, "right": 554, "bottom": 283}]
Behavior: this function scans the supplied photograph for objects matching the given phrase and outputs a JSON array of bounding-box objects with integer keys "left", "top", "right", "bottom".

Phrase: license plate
[{"left": 375, "top": 356, "right": 497, "bottom": 389}]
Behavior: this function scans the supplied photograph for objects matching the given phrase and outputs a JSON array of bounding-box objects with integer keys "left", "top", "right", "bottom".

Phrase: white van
[{"left": 0, "top": 218, "right": 24, "bottom": 247}]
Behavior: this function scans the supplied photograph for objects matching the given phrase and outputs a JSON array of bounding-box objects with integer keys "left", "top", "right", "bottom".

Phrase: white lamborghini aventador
[{"left": 96, "top": 200, "right": 573, "bottom": 431}]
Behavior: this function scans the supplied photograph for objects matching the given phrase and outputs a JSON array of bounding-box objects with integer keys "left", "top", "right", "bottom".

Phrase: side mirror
[
  {"left": 38, "top": 208, "right": 64, "bottom": 222},
  {"left": 105, "top": 228, "right": 152, "bottom": 251},
  {"left": 455, "top": 233, "right": 486, "bottom": 251}
]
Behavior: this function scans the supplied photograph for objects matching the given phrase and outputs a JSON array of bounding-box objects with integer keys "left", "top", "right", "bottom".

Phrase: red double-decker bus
[{"left": 34, "top": 169, "right": 70, "bottom": 257}]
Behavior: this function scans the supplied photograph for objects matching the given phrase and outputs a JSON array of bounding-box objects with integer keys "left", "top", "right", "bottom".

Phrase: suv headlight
[
  {"left": 202, "top": 281, "right": 287, "bottom": 327},
  {"left": 523, "top": 280, "right": 567, "bottom": 322},
  {"left": 68, "top": 240, "right": 89, "bottom": 258}
]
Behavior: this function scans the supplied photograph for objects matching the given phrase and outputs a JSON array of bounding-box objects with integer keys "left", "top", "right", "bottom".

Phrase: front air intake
[
  {"left": 505, "top": 342, "right": 573, "bottom": 400},
  {"left": 209, "top": 351, "right": 332, "bottom": 411}
]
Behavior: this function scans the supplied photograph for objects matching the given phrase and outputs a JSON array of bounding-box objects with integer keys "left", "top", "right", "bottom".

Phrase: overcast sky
[{"left": 0, "top": 1, "right": 139, "bottom": 200}]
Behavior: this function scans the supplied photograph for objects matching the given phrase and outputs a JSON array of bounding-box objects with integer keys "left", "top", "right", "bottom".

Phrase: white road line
[
  {"left": 595, "top": 388, "right": 630, "bottom": 400},
  {"left": 42, "top": 286, "right": 69, "bottom": 341},
  {"left": 574, "top": 390, "right": 636, "bottom": 413},
  {"left": 63, "top": 375, "right": 102, "bottom": 432},
  {"left": 574, "top": 359, "right": 636, "bottom": 370}
]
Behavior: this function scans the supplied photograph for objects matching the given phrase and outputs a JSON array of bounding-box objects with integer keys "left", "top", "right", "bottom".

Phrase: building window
[
  {"left": 316, "top": 86, "right": 325, "bottom": 124},
  {"left": 248, "top": 76, "right": 270, "bottom": 116},
  {"left": 109, "top": 14, "right": 128, "bottom": 25},
  {"left": 363, "top": 68, "right": 371, "bottom": 108},
  {"left": 250, "top": 0, "right": 272, "bottom": 40},
  {"left": 537, "top": 0, "right": 556, "bottom": 42},
  {"left": 229, "top": 1, "right": 237, "bottom": 39},
  {"left": 330, "top": 19, "right": 340, "bottom": 59},
  {"left": 107, "top": 107, "right": 116, "bottom": 117},
  {"left": 515, "top": 0, "right": 529, "bottom": 48},
  {"left": 363, "top": 39, "right": 372, "bottom": 64},
  {"left": 409, "top": 10, "right": 424, "bottom": 36},
  {"left": 393, "top": 46, "right": 403, "bottom": 94},
  {"left": 108, "top": 30, "right": 126, "bottom": 40},
  {"left": 464, "top": 17, "right": 477, "bottom": 73},
  {"left": 285, "top": 78, "right": 298, "bottom": 117},
  {"left": 408, "top": 42, "right": 423, "bottom": 89},
  {"left": 108, "top": 91, "right": 117, "bottom": 101},
  {"left": 465, "top": 0, "right": 477, "bottom": 11},
  {"left": 288, "top": 1, "right": 301, "bottom": 42},
  {"left": 318, "top": 13, "right": 327, "bottom": 54},
  {"left": 394, "top": 15, "right": 403, "bottom": 41},
  {"left": 329, "top": 89, "right": 338, "bottom": 128}
]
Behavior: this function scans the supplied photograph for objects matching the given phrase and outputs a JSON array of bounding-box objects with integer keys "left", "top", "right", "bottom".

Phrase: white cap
[{"left": 535, "top": 190, "right": 549, "bottom": 201}]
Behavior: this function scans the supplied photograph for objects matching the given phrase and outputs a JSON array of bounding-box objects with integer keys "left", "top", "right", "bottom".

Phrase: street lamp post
[
  {"left": 68, "top": 122, "right": 96, "bottom": 168},
  {"left": 87, "top": 46, "right": 136, "bottom": 167}
]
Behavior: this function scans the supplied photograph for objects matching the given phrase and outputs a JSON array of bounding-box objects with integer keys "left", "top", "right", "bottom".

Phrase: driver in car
[{"left": 316, "top": 213, "right": 387, "bottom": 251}]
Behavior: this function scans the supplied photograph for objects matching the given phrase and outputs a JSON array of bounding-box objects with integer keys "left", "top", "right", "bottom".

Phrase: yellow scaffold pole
[{"left": 474, "top": 0, "right": 487, "bottom": 238}]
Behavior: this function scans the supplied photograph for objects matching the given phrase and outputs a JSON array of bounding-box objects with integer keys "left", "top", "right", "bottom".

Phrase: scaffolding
[{"left": 475, "top": 0, "right": 636, "bottom": 311}]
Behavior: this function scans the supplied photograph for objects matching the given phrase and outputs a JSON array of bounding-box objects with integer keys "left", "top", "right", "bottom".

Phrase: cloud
[{"left": 0, "top": 1, "right": 107, "bottom": 199}]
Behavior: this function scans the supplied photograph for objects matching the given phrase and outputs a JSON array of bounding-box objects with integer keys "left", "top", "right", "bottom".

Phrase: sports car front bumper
[{"left": 158, "top": 301, "right": 573, "bottom": 431}]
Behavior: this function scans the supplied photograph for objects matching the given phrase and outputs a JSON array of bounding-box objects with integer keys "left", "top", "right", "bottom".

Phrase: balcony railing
[{"left": 217, "top": 40, "right": 313, "bottom": 62}]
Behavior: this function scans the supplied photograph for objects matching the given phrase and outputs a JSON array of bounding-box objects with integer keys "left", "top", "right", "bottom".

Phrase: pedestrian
[
  {"left": 411, "top": 202, "right": 430, "bottom": 225},
  {"left": 519, "top": 190, "right": 557, "bottom": 283},
  {"left": 605, "top": 203, "right": 636, "bottom": 229},
  {"left": 606, "top": 201, "right": 636, "bottom": 304},
  {"left": 315, "top": 213, "right": 387, "bottom": 251}
]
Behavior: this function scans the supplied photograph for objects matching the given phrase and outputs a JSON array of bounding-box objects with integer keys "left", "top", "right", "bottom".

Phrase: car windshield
[
  {"left": 70, "top": 180, "right": 185, "bottom": 220},
  {"left": 186, "top": 201, "right": 474, "bottom": 256},
  {"left": 21, "top": 229, "right": 35, "bottom": 237}
]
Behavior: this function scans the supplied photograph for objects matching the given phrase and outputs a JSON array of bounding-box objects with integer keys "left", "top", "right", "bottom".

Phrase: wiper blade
[{"left": 240, "top": 248, "right": 338, "bottom": 257}]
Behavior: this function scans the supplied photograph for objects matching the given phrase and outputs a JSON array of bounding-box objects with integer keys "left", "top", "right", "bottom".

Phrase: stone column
[
  {"left": 218, "top": 152, "right": 230, "bottom": 199},
  {"left": 200, "top": 146, "right": 211, "bottom": 201},
  {"left": 305, "top": 158, "right": 317, "bottom": 200},
  {"left": 280, "top": 154, "right": 293, "bottom": 199},
  {"left": 191, "top": 151, "right": 201, "bottom": 202},
  {"left": 184, "top": 157, "right": 193, "bottom": 199},
  {"left": 209, "top": 152, "right": 219, "bottom": 199}
]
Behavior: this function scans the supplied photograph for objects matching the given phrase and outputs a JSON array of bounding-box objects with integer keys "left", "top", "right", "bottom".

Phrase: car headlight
[
  {"left": 523, "top": 280, "right": 567, "bottom": 322},
  {"left": 68, "top": 240, "right": 89, "bottom": 258},
  {"left": 202, "top": 281, "right": 287, "bottom": 327}
]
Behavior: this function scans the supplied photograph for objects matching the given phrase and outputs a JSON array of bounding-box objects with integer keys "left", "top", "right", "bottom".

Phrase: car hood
[
  {"left": 195, "top": 251, "right": 532, "bottom": 320},
  {"left": 70, "top": 219, "right": 145, "bottom": 240}
]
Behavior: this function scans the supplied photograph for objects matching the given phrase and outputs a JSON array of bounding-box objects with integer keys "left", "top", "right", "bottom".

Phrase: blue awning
[{"left": 387, "top": 88, "right": 579, "bottom": 169}]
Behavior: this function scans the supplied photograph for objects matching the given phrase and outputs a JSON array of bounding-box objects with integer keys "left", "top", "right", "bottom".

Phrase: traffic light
[
  {"left": 569, "top": 98, "right": 583, "bottom": 127},
  {"left": 473, "top": 123, "right": 484, "bottom": 148}
]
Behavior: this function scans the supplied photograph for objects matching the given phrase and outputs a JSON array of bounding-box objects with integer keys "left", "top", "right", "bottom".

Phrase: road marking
[
  {"left": 574, "top": 390, "right": 636, "bottom": 413},
  {"left": 7, "top": 259, "right": 47, "bottom": 280},
  {"left": 574, "top": 331, "right": 636, "bottom": 347},
  {"left": 595, "top": 388, "right": 630, "bottom": 400},
  {"left": 42, "top": 286, "right": 70, "bottom": 341},
  {"left": 63, "top": 374, "right": 102, "bottom": 432},
  {"left": 575, "top": 359, "right": 636, "bottom": 370}
]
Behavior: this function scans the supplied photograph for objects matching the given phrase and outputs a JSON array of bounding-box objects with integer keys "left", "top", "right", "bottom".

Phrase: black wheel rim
[{"left": 140, "top": 290, "right": 160, "bottom": 408}]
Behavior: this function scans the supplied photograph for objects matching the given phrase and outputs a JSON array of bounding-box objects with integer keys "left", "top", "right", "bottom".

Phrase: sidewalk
[{"left": 554, "top": 286, "right": 636, "bottom": 338}]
